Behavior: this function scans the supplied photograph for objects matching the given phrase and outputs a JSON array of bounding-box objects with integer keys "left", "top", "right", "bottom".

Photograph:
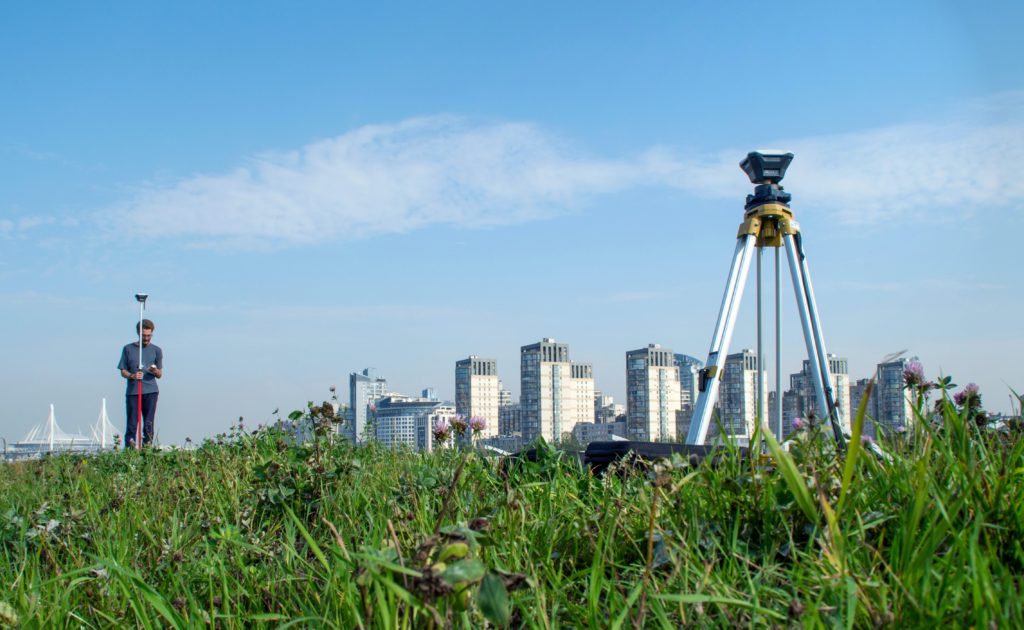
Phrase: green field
[{"left": 1, "top": 391, "right": 1022, "bottom": 628}]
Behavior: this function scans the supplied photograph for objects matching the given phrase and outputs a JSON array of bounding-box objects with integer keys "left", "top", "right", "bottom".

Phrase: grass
[{"left": 1, "top": 394, "right": 1022, "bottom": 628}]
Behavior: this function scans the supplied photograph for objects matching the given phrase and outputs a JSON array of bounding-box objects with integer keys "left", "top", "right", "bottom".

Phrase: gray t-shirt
[{"left": 118, "top": 342, "right": 163, "bottom": 395}]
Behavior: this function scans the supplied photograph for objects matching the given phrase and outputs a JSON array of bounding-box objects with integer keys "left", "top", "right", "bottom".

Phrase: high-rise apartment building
[
  {"left": 594, "top": 391, "right": 613, "bottom": 416},
  {"left": 572, "top": 418, "right": 628, "bottom": 445},
  {"left": 374, "top": 395, "right": 450, "bottom": 450},
  {"left": 498, "top": 383, "right": 513, "bottom": 409},
  {"left": 626, "top": 344, "right": 682, "bottom": 441},
  {"left": 827, "top": 355, "right": 851, "bottom": 427},
  {"left": 422, "top": 404, "right": 458, "bottom": 452},
  {"left": 455, "top": 356, "right": 500, "bottom": 439},
  {"left": 594, "top": 390, "right": 624, "bottom": 424},
  {"left": 767, "top": 391, "right": 779, "bottom": 438},
  {"left": 849, "top": 378, "right": 876, "bottom": 437},
  {"left": 348, "top": 368, "right": 389, "bottom": 444},
  {"left": 674, "top": 354, "right": 704, "bottom": 438},
  {"left": 674, "top": 354, "right": 703, "bottom": 410},
  {"left": 498, "top": 403, "right": 522, "bottom": 436},
  {"left": 520, "top": 338, "right": 595, "bottom": 443},
  {"left": 781, "top": 354, "right": 852, "bottom": 436},
  {"left": 716, "top": 349, "right": 767, "bottom": 441},
  {"left": 875, "top": 358, "right": 916, "bottom": 434},
  {"left": 496, "top": 381, "right": 518, "bottom": 435}
]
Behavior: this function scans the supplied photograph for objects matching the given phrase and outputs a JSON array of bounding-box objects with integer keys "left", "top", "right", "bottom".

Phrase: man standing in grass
[{"left": 117, "top": 319, "right": 163, "bottom": 448}]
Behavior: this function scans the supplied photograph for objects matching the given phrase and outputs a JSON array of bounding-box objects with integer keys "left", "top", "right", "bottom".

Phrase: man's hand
[{"left": 134, "top": 371, "right": 144, "bottom": 381}]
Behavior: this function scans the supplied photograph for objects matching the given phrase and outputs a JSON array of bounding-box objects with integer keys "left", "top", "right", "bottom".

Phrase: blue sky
[{"left": 2, "top": 2, "right": 1022, "bottom": 444}]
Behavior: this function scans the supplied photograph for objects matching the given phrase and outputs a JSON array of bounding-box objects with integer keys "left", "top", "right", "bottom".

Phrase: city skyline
[
  {"left": 2, "top": 2, "right": 1022, "bottom": 445},
  {"left": 19, "top": 343, "right": 939, "bottom": 455},
  {"left": 334, "top": 344, "right": 937, "bottom": 449}
]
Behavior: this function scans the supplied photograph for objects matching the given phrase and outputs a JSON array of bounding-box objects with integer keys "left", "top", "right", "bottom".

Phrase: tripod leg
[
  {"left": 784, "top": 234, "right": 845, "bottom": 446},
  {"left": 757, "top": 247, "right": 765, "bottom": 451},
  {"left": 775, "top": 247, "right": 783, "bottom": 441},
  {"left": 687, "top": 234, "right": 757, "bottom": 445},
  {"left": 783, "top": 235, "right": 827, "bottom": 424},
  {"left": 792, "top": 233, "right": 846, "bottom": 442}
]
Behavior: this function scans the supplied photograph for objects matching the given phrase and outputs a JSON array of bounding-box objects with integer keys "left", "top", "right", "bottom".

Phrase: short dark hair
[{"left": 136, "top": 319, "right": 155, "bottom": 333}]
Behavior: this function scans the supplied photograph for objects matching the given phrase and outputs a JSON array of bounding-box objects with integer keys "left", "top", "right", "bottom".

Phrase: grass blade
[
  {"left": 838, "top": 378, "right": 874, "bottom": 516},
  {"left": 283, "top": 504, "right": 330, "bottom": 573},
  {"left": 654, "top": 593, "right": 787, "bottom": 622},
  {"left": 761, "top": 420, "right": 818, "bottom": 523}
]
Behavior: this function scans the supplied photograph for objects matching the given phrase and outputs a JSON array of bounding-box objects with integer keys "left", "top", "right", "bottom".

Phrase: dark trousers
[{"left": 126, "top": 392, "right": 159, "bottom": 447}]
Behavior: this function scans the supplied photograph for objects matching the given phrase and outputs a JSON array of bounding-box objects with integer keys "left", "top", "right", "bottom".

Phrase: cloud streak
[
  {"left": 604, "top": 290, "right": 677, "bottom": 304},
  {"left": 101, "top": 116, "right": 648, "bottom": 247},
  {"left": 776, "top": 117, "right": 1024, "bottom": 225},
  {"left": 0, "top": 216, "right": 66, "bottom": 240},
  {"left": 101, "top": 93, "right": 1024, "bottom": 246}
]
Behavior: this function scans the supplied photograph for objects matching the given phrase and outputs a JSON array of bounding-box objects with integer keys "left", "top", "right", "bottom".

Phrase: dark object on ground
[
  {"left": 584, "top": 441, "right": 747, "bottom": 476},
  {"left": 497, "top": 447, "right": 586, "bottom": 479},
  {"left": 502, "top": 442, "right": 748, "bottom": 478}
]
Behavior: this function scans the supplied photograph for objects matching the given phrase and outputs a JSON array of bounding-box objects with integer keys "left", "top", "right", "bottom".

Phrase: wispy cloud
[
  {"left": 830, "top": 277, "right": 1007, "bottom": 294},
  {"left": 604, "top": 290, "right": 676, "bottom": 304},
  {"left": 0, "top": 144, "right": 108, "bottom": 173},
  {"left": 0, "top": 291, "right": 108, "bottom": 309},
  {"left": 98, "top": 93, "right": 1024, "bottom": 246},
  {"left": 0, "top": 291, "right": 462, "bottom": 323},
  {"left": 245, "top": 303, "right": 466, "bottom": 322},
  {"left": 926, "top": 278, "right": 1007, "bottom": 292},
  {"left": 654, "top": 92, "right": 1024, "bottom": 224},
  {"left": 0, "top": 215, "right": 67, "bottom": 239},
  {"left": 775, "top": 119, "right": 1024, "bottom": 226},
  {"left": 831, "top": 280, "right": 907, "bottom": 293},
  {"left": 100, "top": 116, "right": 653, "bottom": 247}
]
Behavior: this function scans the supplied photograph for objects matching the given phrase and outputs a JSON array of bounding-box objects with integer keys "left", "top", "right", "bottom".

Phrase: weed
[{"left": 0, "top": 392, "right": 1021, "bottom": 627}]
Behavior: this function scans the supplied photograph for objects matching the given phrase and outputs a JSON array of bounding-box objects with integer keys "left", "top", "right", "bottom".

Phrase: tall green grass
[{"left": 1, "top": 396, "right": 1021, "bottom": 628}]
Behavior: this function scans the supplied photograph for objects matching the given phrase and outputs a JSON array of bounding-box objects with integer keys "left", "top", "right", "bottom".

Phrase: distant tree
[{"left": 559, "top": 432, "right": 584, "bottom": 451}]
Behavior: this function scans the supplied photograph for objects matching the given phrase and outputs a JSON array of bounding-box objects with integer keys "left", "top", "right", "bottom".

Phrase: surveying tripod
[{"left": 685, "top": 152, "right": 846, "bottom": 448}]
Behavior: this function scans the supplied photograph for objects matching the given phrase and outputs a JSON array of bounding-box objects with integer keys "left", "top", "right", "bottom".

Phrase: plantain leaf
[
  {"left": 441, "top": 558, "right": 486, "bottom": 586},
  {"left": 477, "top": 573, "right": 511, "bottom": 627}
]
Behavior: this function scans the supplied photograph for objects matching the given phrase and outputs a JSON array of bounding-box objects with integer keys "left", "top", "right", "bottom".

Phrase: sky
[{"left": 1, "top": 1, "right": 1022, "bottom": 445}]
